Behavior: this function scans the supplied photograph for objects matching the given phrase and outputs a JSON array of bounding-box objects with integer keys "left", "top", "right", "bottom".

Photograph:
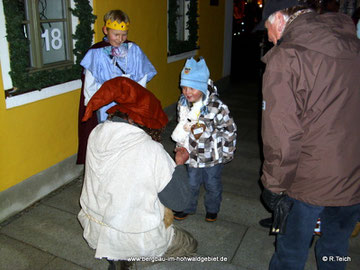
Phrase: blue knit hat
[{"left": 180, "top": 57, "right": 210, "bottom": 94}]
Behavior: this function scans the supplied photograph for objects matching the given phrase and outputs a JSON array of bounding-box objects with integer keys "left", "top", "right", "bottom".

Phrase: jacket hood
[
  {"left": 266, "top": 12, "right": 360, "bottom": 61},
  {"left": 88, "top": 121, "right": 149, "bottom": 161}
]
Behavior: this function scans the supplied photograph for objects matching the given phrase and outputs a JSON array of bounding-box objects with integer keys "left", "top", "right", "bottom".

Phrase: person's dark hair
[
  {"left": 281, "top": 5, "right": 310, "bottom": 16},
  {"left": 110, "top": 110, "right": 130, "bottom": 122},
  {"left": 140, "top": 125, "right": 164, "bottom": 142},
  {"left": 103, "top": 10, "right": 130, "bottom": 25},
  {"left": 110, "top": 110, "right": 163, "bottom": 142},
  {"left": 320, "top": 0, "right": 340, "bottom": 13},
  {"left": 281, "top": 0, "right": 316, "bottom": 16}
]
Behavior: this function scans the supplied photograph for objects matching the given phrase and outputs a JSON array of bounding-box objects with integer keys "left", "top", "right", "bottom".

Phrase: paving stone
[
  {"left": 0, "top": 204, "right": 108, "bottom": 270},
  {"left": 229, "top": 154, "right": 262, "bottom": 172},
  {"left": 223, "top": 158, "right": 262, "bottom": 182},
  {"left": 0, "top": 233, "right": 54, "bottom": 270},
  {"left": 236, "top": 140, "right": 263, "bottom": 157},
  {"left": 232, "top": 227, "right": 275, "bottom": 270},
  {"left": 221, "top": 180, "right": 262, "bottom": 201},
  {"left": 40, "top": 178, "right": 83, "bottom": 215},
  {"left": 222, "top": 155, "right": 262, "bottom": 200},
  {"left": 173, "top": 214, "right": 247, "bottom": 260},
  {"left": 238, "top": 127, "right": 262, "bottom": 143},
  {"left": 41, "top": 257, "right": 87, "bottom": 270},
  {"left": 345, "top": 249, "right": 360, "bottom": 270},
  {"left": 193, "top": 190, "right": 271, "bottom": 229},
  {"left": 236, "top": 127, "right": 252, "bottom": 143},
  {"left": 349, "top": 233, "right": 360, "bottom": 252}
]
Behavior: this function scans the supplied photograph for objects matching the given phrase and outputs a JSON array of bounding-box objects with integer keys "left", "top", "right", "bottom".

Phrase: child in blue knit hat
[{"left": 171, "top": 57, "right": 237, "bottom": 222}]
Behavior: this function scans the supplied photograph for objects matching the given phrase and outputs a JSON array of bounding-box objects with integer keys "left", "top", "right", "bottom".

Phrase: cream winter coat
[{"left": 78, "top": 121, "right": 176, "bottom": 260}]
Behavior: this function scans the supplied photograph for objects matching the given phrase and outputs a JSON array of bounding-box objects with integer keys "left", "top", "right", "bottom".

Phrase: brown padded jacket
[{"left": 261, "top": 11, "right": 360, "bottom": 206}]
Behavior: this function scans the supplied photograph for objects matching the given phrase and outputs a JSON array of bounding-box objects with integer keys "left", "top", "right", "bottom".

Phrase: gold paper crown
[{"left": 106, "top": 19, "right": 130, "bottom": 31}]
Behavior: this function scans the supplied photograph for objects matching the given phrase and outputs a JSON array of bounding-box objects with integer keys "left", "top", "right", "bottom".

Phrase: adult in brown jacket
[{"left": 256, "top": 0, "right": 360, "bottom": 269}]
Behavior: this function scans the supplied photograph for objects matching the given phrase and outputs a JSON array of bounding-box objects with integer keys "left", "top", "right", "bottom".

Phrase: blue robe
[
  {"left": 80, "top": 41, "right": 157, "bottom": 85},
  {"left": 77, "top": 40, "right": 157, "bottom": 164}
]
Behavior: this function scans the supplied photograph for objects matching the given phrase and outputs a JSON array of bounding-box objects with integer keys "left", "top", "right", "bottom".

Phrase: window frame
[
  {"left": 167, "top": 0, "right": 199, "bottom": 63},
  {"left": 1, "top": 0, "right": 95, "bottom": 100},
  {"left": 27, "top": 0, "right": 74, "bottom": 70}
]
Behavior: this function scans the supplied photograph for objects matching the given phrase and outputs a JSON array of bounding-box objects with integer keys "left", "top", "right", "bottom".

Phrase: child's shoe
[
  {"left": 174, "top": 211, "right": 189, "bottom": 220},
  {"left": 205, "top": 212, "right": 217, "bottom": 222}
]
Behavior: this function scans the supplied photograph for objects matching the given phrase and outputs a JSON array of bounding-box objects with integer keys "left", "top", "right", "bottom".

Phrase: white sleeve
[
  {"left": 171, "top": 121, "right": 190, "bottom": 146},
  {"left": 137, "top": 74, "right": 148, "bottom": 88},
  {"left": 84, "top": 69, "right": 102, "bottom": 106},
  {"left": 171, "top": 105, "right": 191, "bottom": 150},
  {"left": 121, "top": 71, "right": 147, "bottom": 88}
]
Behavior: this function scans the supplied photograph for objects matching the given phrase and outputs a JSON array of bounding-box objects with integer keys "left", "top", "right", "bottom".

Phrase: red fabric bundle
[{"left": 82, "top": 77, "right": 168, "bottom": 129}]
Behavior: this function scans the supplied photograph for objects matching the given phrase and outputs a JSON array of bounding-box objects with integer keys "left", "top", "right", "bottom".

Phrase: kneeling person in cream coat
[{"left": 78, "top": 77, "right": 197, "bottom": 269}]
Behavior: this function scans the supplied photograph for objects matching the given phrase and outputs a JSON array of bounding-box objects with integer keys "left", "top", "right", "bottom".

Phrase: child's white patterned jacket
[{"left": 175, "top": 93, "right": 237, "bottom": 168}]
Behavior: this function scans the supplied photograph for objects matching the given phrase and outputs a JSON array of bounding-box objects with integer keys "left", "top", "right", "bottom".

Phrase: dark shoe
[
  {"left": 108, "top": 260, "right": 115, "bottom": 270},
  {"left": 107, "top": 260, "right": 133, "bottom": 270},
  {"left": 174, "top": 211, "right": 189, "bottom": 220},
  {"left": 259, "top": 217, "right": 273, "bottom": 228},
  {"left": 205, "top": 212, "right": 217, "bottom": 222},
  {"left": 118, "top": 261, "right": 132, "bottom": 270}
]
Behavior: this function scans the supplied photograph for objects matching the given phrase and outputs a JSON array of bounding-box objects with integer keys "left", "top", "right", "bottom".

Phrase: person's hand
[
  {"left": 174, "top": 147, "right": 189, "bottom": 165},
  {"left": 261, "top": 188, "right": 293, "bottom": 234},
  {"left": 261, "top": 188, "right": 284, "bottom": 211}
]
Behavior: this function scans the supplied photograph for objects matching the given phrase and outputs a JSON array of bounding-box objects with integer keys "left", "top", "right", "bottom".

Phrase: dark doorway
[{"left": 231, "top": 0, "right": 268, "bottom": 83}]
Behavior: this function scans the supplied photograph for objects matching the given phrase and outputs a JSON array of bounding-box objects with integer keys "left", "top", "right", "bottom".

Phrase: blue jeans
[
  {"left": 184, "top": 164, "right": 224, "bottom": 214},
  {"left": 269, "top": 198, "right": 360, "bottom": 270}
]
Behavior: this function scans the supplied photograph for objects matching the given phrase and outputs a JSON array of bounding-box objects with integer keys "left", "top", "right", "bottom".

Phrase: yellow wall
[
  {"left": 198, "top": 0, "right": 225, "bottom": 80},
  {"left": 0, "top": 0, "right": 226, "bottom": 192},
  {"left": 0, "top": 67, "right": 79, "bottom": 191}
]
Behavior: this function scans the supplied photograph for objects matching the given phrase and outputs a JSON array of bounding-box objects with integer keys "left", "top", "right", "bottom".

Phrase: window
[
  {"left": 175, "top": 0, "right": 186, "bottom": 41},
  {"left": 26, "top": 0, "right": 73, "bottom": 68},
  {"left": 167, "top": 0, "right": 198, "bottom": 61},
  {"left": 2, "top": 0, "right": 95, "bottom": 96}
]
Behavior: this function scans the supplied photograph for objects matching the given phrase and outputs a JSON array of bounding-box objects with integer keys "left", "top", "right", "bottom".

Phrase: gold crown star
[{"left": 106, "top": 20, "right": 130, "bottom": 31}]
